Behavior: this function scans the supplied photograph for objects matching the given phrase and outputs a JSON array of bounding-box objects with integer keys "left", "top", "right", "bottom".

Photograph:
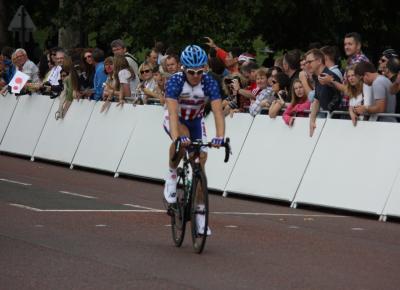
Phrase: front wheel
[
  {"left": 190, "top": 169, "right": 209, "bottom": 254},
  {"left": 171, "top": 172, "right": 187, "bottom": 247}
]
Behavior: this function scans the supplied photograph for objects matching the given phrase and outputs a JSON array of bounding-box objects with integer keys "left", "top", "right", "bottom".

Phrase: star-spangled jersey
[{"left": 165, "top": 72, "right": 221, "bottom": 120}]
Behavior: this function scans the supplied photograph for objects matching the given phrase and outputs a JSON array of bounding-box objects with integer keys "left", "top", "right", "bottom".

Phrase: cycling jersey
[{"left": 165, "top": 72, "right": 221, "bottom": 120}]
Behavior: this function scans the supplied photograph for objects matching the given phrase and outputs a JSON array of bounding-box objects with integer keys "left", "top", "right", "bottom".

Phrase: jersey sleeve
[
  {"left": 203, "top": 74, "right": 221, "bottom": 101},
  {"left": 165, "top": 73, "right": 184, "bottom": 100}
]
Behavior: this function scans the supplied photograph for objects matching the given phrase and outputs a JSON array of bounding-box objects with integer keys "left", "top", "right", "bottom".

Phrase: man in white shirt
[{"left": 14, "top": 48, "right": 39, "bottom": 83}]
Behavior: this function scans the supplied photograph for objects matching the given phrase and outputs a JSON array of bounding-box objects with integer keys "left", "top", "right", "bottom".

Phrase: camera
[
  {"left": 224, "top": 76, "right": 241, "bottom": 86},
  {"left": 40, "top": 80, "right": 64, "bottom": 99}
]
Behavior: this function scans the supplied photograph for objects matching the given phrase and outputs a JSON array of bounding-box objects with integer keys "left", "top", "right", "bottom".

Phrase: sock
[{"left": 167, "top": 168, "right": 177, "bottom": 180}]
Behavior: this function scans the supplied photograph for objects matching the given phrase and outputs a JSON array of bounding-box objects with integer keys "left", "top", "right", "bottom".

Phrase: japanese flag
[{"left": 9, "top": 71, "right": 30, "bottom": 94}]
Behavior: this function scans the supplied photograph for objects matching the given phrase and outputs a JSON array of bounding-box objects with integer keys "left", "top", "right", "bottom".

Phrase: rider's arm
[
  {"left": 166, "top": 98, "right": 180, "bottom": 141},
  {"left": 211, "top": 99, "right": 225, "bottom": 138}
]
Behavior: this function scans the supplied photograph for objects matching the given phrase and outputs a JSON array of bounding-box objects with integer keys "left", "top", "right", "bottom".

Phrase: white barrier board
[
  {"left": 72, "top": 102, "right": 138, "bottom": 173},
  {"left": 0, "top": 94, "right": 54, "bottom": 156},
  {"left": 294, "top": 119, "right": 400, "bottom": 214},
  {"left": 225, "top": 116, "right": 325, "bottom": 201},
  {"left": 33, "top": 99, "right": 96, "bottom": 164},
  {"left": 204, "top": 113, "right": 254, "bottom": 191},
  {"left": 0, "top": 93, "right": 18, "bottom": 144},
  {"left": 381, "top": 170, "right": 400, "bottom": 219},
  {"left": 117, "top": 105, "right": 170, "bottom": 180}
]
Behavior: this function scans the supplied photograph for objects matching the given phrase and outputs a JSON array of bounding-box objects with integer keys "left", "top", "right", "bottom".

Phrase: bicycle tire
[
  {"left": 190, "top": 168, "right": 209, "bottom": 254},
  {"left": 171, "top": 170, "right": 187, "bottom": 247}
]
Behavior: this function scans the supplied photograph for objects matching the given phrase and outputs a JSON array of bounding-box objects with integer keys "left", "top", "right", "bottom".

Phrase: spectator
[
  {"left": 14, "top": 48, "right": 39, "bottom": 83},
  {"left": 230, "top": 61, "right": 259, "bottom": 112},
  {"left": 378, "top": 49, "right": 398, "bottom": 75},
  {"left": 354, "top": 61, "right": 396, "bottom": 122},
  {"left": 344, "top": 32, "right": 369, "bottom": 65},
  {"left": 78, "top": 48, "right": 95, "bottom": 99},
  {"left": 110, "top": 39, "right": 139, "bottom": 90},
  {"left": 221, "top": 73, "right": 247, "bottom": 116},
  {"left": 45, "top": 48, "right": 64, "bottom": 86},
  {"left": 55, "top": 55, "right": 79, "bottom": 120},
  {"left": 146, "top": 48, "right": 159, "bottom": 68},
  {"left": 204, "top": 36, "right": 241, "bottom": 74},
  {"left": 249, "top": 68, "right": 274, "bottom": 117},
  {"left": 102, "top": 56, "right": 117, "bottom": 102},
  {"left": 306, "top": 48, "right": 341, "bottom": 136},
  {"left": 37, "top": 51, "right": 53, "bottom": 81},
  {"left": 386, "top": 57, "right": 400, "bottom": 113},
  {"left": 92, "top": 48, "right": 107, "bottom": 101},
  {"left": 320, "top": 45, "right": 343, "bottom": 81},
  {"left": 114, "top": 55, "right": 136, "bottom": 105},
  {"left": 154, "top": 41, "right": 166, "bottom": 65},
  {"left": 267, "top": 66, "right": 283, "bottom": 87},
  {"left": 165, "top": 54, "right": 181, "bottom": 75},
  {"left": 101, "top": 56, "right": 116, "bottom": 112},
  {"left": 268, "top": 72, "right": 291, "bottom": 118},
  {"left": 282, "top": 79, "right": 311, "bottom": 126},
  {"left": 282, "top": 49, "right": 302, "bottom": 91},
  {"left": 137, "top": 61, "right": 157, "bottom": 104},
  {"left": 144, "top": 65, "right": 166, "bottom": 105},
  {"left": 344, "top": 65, "right": 366, "bottom": 126},
  {"left": 1, "top": 46, "right": 16, "bottom": 84}
]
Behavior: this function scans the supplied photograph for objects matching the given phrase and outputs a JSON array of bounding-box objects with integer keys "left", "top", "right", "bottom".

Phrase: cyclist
[{"left": 163, "top": 45, "right": 225, "bottom": 235}]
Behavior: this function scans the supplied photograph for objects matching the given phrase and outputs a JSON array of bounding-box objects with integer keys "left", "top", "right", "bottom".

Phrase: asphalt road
[{"left": 1, "top": 154, "right": 400, "bottom": 290}]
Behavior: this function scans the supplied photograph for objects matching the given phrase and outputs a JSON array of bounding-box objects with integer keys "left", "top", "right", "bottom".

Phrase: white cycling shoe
[
  {"left": 196, "top": 213, "right": 211, "bottom": 236},
  {"left": 163, "top": 178, "right": 177, "bottom": 204}
]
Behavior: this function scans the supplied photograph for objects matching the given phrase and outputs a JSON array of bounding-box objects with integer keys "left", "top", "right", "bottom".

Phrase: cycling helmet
[{"left": 180, "top": 45, "right": 208, "bottom": 68}]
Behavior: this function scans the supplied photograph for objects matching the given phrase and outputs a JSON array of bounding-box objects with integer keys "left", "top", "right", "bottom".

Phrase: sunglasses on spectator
[
  {"left": 84, "top": 55, "right": 92, "bottom": 59},
  {"left": 140, "top": 69, "right": 151, "bottom": 74},
  {"left": 186, "top": 68, "right": 204, "bottom": 76},
  {"left": 271, "top": 80, "right": 277, "bottom": 84},
  {"left": 379, "top": 58, "right": 387, "bottom": 63}
]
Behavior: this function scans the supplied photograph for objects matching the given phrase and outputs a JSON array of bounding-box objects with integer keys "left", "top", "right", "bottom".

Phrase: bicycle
[{"left": 168, "top": 137, "right": 231, "bottom": 254}]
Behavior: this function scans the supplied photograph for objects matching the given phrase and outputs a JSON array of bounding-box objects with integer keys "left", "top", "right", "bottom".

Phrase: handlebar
[{"left": 172, "top": 137, "right": 231, "bottom": 163}]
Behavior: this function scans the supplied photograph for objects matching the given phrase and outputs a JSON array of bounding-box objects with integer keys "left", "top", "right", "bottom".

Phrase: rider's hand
[
  {"left": 211, "top": 137, "right": 224, "bottom": 148},
  {"left": 178, "top": 136, "right": 191, "bottom": 147}
]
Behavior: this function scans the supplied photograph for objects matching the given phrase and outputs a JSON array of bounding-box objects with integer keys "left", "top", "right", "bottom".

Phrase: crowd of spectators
[{"left": 1, "top": 32, "right": 400, "bottom": 130}]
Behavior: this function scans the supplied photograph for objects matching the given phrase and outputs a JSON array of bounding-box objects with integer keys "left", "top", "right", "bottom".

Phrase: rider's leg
[{"left": 164, "top": 123, "right": 190, "bottom": 204}]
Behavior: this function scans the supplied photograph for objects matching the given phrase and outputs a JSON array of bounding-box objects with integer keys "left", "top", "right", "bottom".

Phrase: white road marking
[
  {"left": 224, "top": 225, "right": 238, "bottom": 228},
  {"left": 59, "top": 191, "right": 97, "bottom": 199},
  {"left": 212, "top": 211, "right": 346, "bottom": 218},
  {"left": 37, "top": 209, "right": 167, "bottom": 213},
  {"left": 351, "top": 227, "right": 365, "bottom": 231},
  {"left": 95, "top": 224, "right": 108, "bottom": 227},
  {"left": 0, "top": 178, "right": 31, "bottom": 186},
  {"left": 288, "top": 225, "right": 300, "bottom": 229},
  {"left": 123, "top": 203, "right": 165, "bottom": 212},
  {"left": 9, "top": 203, "right": 42, "bottom": 211}
]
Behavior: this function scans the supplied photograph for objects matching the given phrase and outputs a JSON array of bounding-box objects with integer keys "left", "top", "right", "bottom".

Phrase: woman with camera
[
  {"left": 267, "top": 72, "right": 291, "bottom": 118},
  {"left": 221, "top": 73, "right": 247, "bottom": 117}
]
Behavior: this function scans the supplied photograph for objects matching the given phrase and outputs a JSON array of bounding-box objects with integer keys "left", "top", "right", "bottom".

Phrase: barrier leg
[
  {"left": 290, "top": 202, "right": 297, "bottom": 208},
  {"left": 379, "top": 215, "right": 387, "bottom": 222},
  {"left": 114, "top": 172, "right": 119, "bottom": 178},
  {"left": 222, "top": 191, "right": 228, "bottom": 197}
]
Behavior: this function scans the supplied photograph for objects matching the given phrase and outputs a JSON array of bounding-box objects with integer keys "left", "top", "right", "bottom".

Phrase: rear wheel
[
  {"left": 190, "top": 169, "right": 209, "bottom": 254},
  {"left": 171, "top": 170, "right": 187, "bottom": 247}
]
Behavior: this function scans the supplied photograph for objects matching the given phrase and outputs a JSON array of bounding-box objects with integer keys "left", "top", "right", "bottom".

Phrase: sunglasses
[
  {"left": 271, "top": 80, "right": 277, "bottom": 84},
  {"left": 186, "top": 68, "right": 204, "bottom": 76},
  {"left": 379, "top": 58, "right": 387, "bottom": 63},
  {"left": 84, "top": 55, "right": 92, "bottom": 59},
  {"left": 140, "top": 69, "right": 151, "bottom": 74}
]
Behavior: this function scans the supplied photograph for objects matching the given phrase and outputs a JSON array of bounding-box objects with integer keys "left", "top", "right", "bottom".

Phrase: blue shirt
[{"left": 92, "top": 62, "right": 107, "bottom": 101}]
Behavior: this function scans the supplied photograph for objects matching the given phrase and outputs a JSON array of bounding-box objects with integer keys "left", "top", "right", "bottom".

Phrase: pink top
[{"left": 282, "top": 100, "right": 311, "bottom": 125}]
